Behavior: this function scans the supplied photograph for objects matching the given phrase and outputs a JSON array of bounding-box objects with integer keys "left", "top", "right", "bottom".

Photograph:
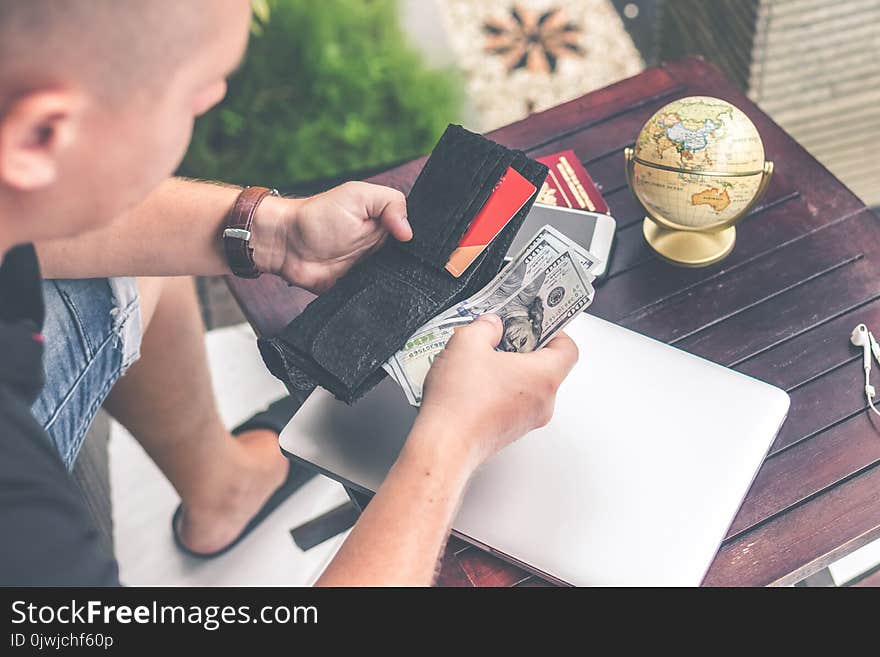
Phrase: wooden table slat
[
  {"left": 769, "top": 363, "right": 870, "bottom": 454},
  {"left": 593, "top": 194, "right": 840, "bottom": 322},
  {"left": 485, "top": 66, "right": 682, "bottom": 152},
  {"left": 605, "top": 191, "right": 804, "bottom": 279},
  {"left": 706, "top": 459, "right": 880, "bottom": 586},
  {"left": 726, "top": 410, "right": 880, "bottom": 541},
  {"left": 676, "top": 240, "right": 878, "bottom": 367},
  {"left": 456, "top": 547, "right": 534, "bottom": 587},
  {"left": 590, "top": 200, "right": 873, "bottom": 330},
  {"left": 735, "top": 296, "right": 880, "bottom": 405},
  {"left": 618, "top": 210, "right": 877, "bottom": 344},
  {"left": 435, "top": 545, "right": 475, "bottom": 587}
]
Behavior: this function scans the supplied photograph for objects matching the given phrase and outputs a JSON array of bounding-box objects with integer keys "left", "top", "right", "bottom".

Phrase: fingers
[
  {"left": 353, "top": 182, "right": 412, "bottom": 242},
  {"left": 542, "top": 331, "right": 579, "bottom": 365},
  {"left": 523, "top": 331, "right": 579, "bottom": 380},
  {"left": 450, "top": 314, "right": 503, "bottom": 349}
]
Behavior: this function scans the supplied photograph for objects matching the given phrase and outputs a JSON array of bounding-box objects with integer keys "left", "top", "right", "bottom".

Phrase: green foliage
[{"left": 179, "top": 0, "right": 461, "bottom": 188}]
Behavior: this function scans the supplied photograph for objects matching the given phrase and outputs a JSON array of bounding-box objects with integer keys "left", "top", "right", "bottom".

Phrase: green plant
[{"left": 179, "top": 0, "right": 461, "bottom": 188}]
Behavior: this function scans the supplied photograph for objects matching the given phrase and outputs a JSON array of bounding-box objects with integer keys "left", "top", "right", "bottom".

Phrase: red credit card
[
  {"left": 536, "top": 150, "right": 608, "bottom": 213},
  {"left": 445, "top": 166, "right": 536, "bottom": 277}
]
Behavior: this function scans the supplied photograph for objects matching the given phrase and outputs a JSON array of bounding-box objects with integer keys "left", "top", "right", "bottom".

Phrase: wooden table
[{"left": 228, "top": 57, "right": 880, "bottom": 587}]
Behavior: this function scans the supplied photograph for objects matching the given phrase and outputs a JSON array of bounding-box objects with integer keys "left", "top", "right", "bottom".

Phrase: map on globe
[{"left": 632, "top": 96, "right": 767, "bottom": 228}]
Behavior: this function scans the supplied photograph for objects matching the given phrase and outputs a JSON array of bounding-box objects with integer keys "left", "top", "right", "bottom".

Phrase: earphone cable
[{"left": 870, "top": 394, "right": 880, "bottom": 418}]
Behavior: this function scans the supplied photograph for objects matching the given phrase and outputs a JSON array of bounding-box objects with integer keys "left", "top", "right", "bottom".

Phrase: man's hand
[
  {"left": 316, "top": 314, "right": 578, "bottom": 586},
  {"left": 253, "top": 181, "right": 412, "bottom": 293},
  {"left": 412, "top": 313, "right": 579, "bottom": 471}
]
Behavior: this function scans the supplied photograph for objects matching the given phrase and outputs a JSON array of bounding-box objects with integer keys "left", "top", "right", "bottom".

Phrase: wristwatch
[{"left": 222, "top": 186, "right": 279, "bottom": 278}]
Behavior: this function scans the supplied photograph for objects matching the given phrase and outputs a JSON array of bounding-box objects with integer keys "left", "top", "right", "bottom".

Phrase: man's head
[{"left": 0, "top": 0, "right": 251, "bottom": 248}]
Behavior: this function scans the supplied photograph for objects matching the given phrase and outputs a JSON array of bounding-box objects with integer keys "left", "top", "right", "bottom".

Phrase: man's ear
[{"left": 0, "top": 90, "right": 84, "bottom": 191}]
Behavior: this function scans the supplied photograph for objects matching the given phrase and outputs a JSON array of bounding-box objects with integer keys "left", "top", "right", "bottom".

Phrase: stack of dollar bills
[{"left": 383, "top": 225, "right": 600, "bottom": 405}]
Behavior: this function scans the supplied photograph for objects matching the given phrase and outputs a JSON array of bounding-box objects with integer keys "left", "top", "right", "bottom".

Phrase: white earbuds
[{"left": 851, "top": 323, "right": 880, "bottom": 417}]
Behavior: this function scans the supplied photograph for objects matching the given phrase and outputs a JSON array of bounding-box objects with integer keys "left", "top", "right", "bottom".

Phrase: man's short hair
[{"left": 0, "top": 1, "right": 205, "bottom": 104}]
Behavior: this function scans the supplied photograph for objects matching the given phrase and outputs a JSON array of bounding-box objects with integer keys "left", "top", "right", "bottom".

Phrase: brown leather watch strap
[{"left": 222, "top": 186, "right": 279, "bottom": 279}]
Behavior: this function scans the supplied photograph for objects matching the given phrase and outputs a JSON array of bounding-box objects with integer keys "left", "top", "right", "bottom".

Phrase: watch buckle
[{"left": 223, "top": 228, "right": 252, "bottom": 242}]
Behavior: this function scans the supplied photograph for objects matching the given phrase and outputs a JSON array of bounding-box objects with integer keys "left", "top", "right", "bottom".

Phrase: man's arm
[
  {"left": 36, "top": 177, "right": 410, "bottom": 292},
  {"left": 316, "top": 416, "right": 472, "bottom": 586},
  {"left": 316, "top": 315, "right": 579, "bottom": 586},
  {"left": 37, "top": 178, "right": 255, "bottom": 279}
]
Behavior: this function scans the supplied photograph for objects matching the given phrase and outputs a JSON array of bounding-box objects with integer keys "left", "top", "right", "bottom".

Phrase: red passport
[{"left": 536, "top": 150, "right": 608, "bottom": 213}]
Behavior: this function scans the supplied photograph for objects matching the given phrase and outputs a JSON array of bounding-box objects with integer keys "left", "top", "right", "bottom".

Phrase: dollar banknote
[
  {"left": 385, "top": 225, "right": 599, "bottom": 406},
  {"left": 383, "top": 317, "right": 473, "bottom": 405},
  {"left": 493, "top": 249, "right": 594, "bottom": 353},
  {"left": 433, "top": 225, "right": 600, "bottom": 324}
]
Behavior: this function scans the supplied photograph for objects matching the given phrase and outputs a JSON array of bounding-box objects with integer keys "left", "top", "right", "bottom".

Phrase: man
[{"left": 0, "top": 0, "right": 577, "bottom": 586}]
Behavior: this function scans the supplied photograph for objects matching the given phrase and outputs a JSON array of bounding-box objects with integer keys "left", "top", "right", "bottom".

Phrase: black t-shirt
[{"left": 0, "top": 245, "right": 119, "bottom": 586}]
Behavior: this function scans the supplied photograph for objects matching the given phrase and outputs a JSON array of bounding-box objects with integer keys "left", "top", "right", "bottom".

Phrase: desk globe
[{"left": 624, "top": 96, "right": 773, "bottom": 267}]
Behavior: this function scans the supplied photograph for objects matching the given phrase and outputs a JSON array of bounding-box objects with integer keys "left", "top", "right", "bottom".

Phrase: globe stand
[{"left": 642, "top": 219, "right": 736, "bottom": 267}]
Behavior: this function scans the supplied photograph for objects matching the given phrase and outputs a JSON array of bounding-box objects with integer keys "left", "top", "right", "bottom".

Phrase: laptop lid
[{"left": 279, "top": 313, "right": 790, "bottom": 585}]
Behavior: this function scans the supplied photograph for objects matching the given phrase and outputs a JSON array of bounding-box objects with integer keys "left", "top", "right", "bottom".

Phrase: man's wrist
[
  {"left": 401, "top": 413, "right": 480, "bottom": 488},
  {"left": 248, "top": 193, "right": 302, "bottom": 277}
]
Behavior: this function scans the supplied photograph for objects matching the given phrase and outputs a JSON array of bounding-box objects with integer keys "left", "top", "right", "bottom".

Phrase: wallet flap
[{"left": 399, "top": 125, "right": 515, "bottom": 269}]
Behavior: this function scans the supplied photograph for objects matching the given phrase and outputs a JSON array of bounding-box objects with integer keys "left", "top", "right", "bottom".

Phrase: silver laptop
[{"left": 279, "top": 313, "right": 790, "bottom": 586}]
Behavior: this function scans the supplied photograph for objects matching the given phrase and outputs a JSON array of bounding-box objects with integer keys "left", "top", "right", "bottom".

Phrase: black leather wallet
[{"left": 258, "top": 125, "right": 548, "bottom": 403}]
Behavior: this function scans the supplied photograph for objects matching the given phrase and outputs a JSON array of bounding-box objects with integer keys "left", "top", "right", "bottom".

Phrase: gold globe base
[{"left": 642, "top": 219, "right": 736, "bottom": 267}]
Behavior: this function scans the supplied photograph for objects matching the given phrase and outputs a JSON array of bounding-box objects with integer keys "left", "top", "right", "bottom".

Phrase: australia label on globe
[{"left": 631, "top": 96, "right": 767, "bottom": 228}]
